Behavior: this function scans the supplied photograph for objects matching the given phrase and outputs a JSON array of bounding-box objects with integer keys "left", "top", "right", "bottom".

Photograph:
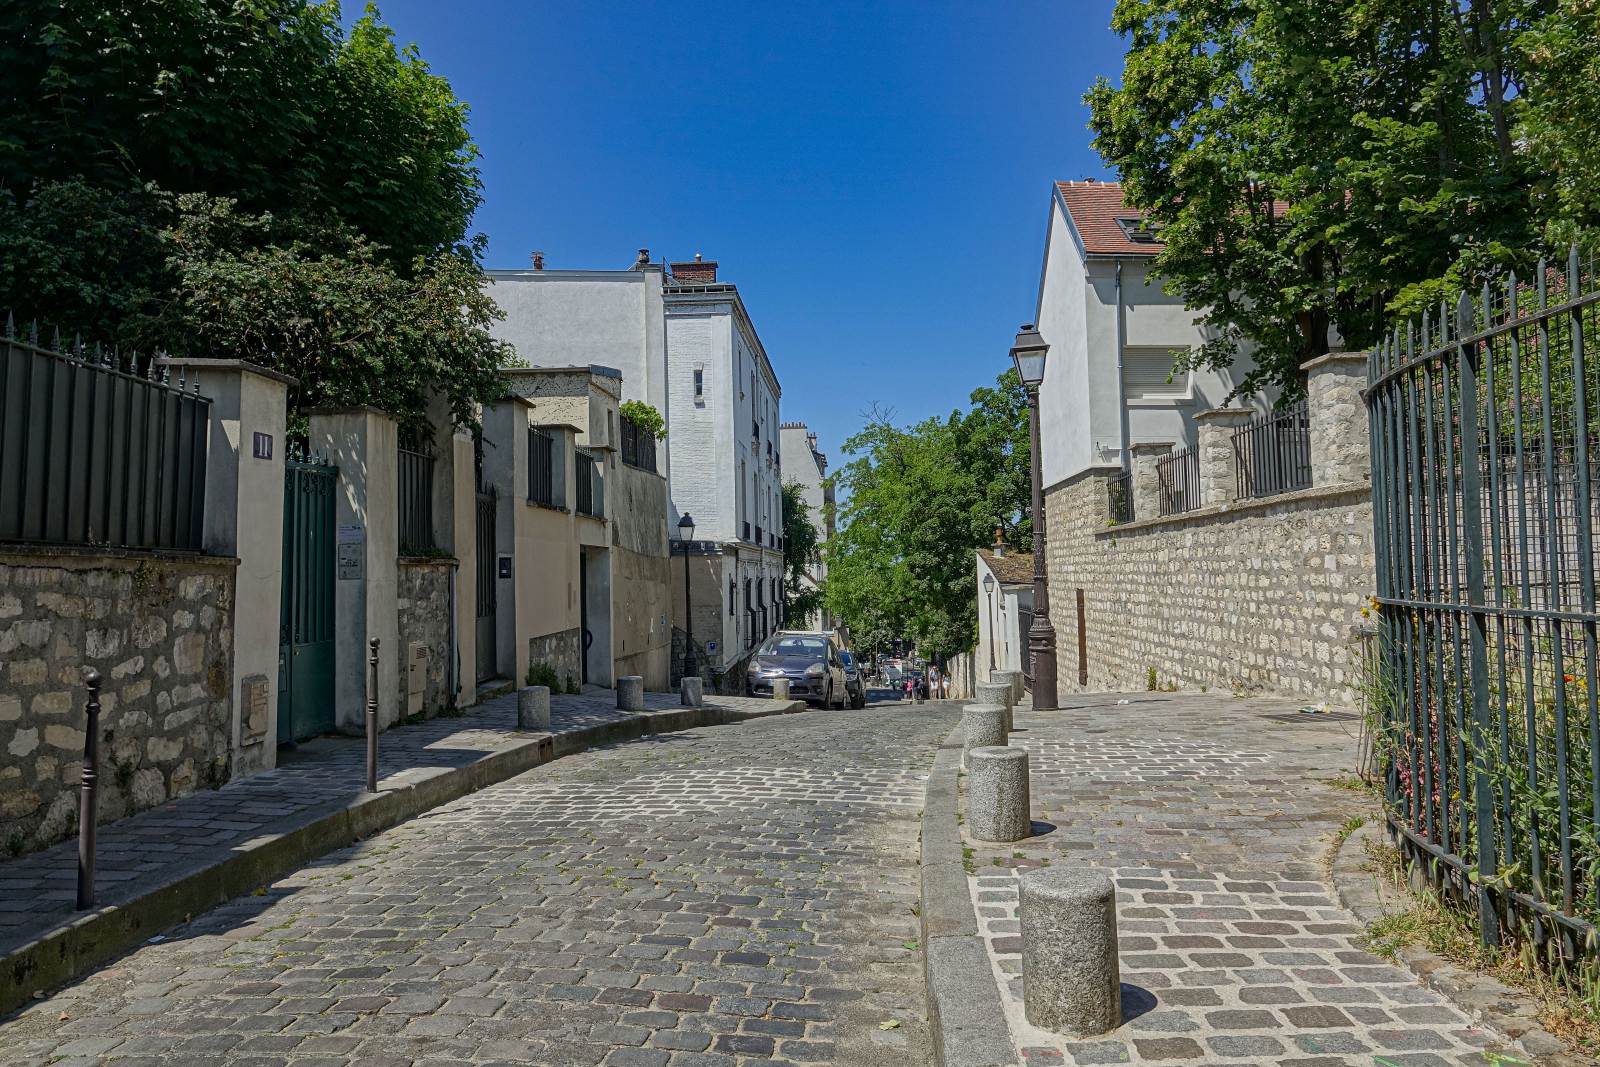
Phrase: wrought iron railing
[
  {"left": 575, "top": 450, "right": 602, "bottom": 518},
  {"left": 620, "top": 415, "right": 657, "bottom": 472},
  {"left": 1367, "top": 246, "right": 1600, "bottom": 953},
  {"left": 397, "top": 430, "right": 436, "bottom": 554},
  {"left": 1156, "top": 446, "right": 1200, "bottom": 516},
  {"left": 1233, "top": 400, "right": 1311, "bottom": 500},
  {"left": 0, "top": 321, "right": 209, "bottom": 551},
  {"left": 528, "top": 427, "right": 555, "bottom": 506},
  {"left": 1109, "top": 469, "right": 1134, "bottom": 523}
]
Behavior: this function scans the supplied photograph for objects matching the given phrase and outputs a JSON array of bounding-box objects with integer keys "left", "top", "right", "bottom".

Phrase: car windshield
[
  {"left": 839, "top": 652, "right": 854, "bottom": 668},
  {"left": 757, "top": 636, "right": 828, "bottom": 658}
]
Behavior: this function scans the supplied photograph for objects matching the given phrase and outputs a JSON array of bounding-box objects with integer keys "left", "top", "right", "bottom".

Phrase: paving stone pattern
[
  {"left": 0, "top": 700, "right": 959, "bottom": 1066},
  {"left": 964, "top": 693, "right": 1527, "bottom": 1066}
]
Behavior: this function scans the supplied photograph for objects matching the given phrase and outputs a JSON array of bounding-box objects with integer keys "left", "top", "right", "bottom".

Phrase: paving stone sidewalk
[
  {"left": 0, "top": 699, "right": 961, "bottom": 1065},
  {"left": 961, "top": 693, "right": 1532, "bottom": 1067},
  {"left": 0, "top": 688, "right": 790, "bottom": 978}
]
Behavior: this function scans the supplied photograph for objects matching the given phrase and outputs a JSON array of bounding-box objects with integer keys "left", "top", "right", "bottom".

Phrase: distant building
[
  {"left": 779, "top": 423, "right": 834, "bottom": 630},
  {"left": 975, "top": 540, "right": 1032, "bottom": 680},
  {"left": 484, "top": 252, "right": 784, "bottom": 686}
]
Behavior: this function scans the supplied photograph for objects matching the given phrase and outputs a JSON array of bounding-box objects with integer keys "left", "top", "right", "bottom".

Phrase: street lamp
[
  {"left": 1010, "top": 324, "right": 1058, "bottom": 711},
  {"left": 677, "top": 513, "right": 696, "bottom": 681},
  {"left": 982, "top": 572, "right": 997, "bottom": 672}
]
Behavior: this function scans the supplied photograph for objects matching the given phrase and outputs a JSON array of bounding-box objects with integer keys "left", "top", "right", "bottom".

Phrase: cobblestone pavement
[
  {"left": 964, "top": 693, "right": 1525, "bottom": 1066},
  {"left": 0, "top": 700, "right": 960, "bottom": 1066}
]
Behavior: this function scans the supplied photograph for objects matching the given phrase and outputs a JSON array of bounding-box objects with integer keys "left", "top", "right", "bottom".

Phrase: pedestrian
[{"left": 928, "top": 664, "right": 941, "bottom": 700}]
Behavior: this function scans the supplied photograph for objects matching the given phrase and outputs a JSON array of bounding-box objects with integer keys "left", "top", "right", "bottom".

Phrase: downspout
[{"left": 1114, "top": 258, "right": 1130, "bottom": 471}]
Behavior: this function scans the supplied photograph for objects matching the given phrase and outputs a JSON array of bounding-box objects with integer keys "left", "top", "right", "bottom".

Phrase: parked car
[
  {"left": 838, "top": 650, "right": 867, "bottom": 709},
  {"left": 746, "top": 633, "right": 847, "bottom": 708}
]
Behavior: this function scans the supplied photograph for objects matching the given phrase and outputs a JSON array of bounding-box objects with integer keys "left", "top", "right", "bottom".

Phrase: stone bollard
[
  {"left": 992, "top": 670, "right": 1024, "bottom": 708},
  {"left": 1020, "top": 868, "right": 1121, "bottom": 1037},
  {"left": 772, "top": 678, "right": 791, "bottom": 700},
  {"left": 966, "top": 746, "right": 1031, "bottom": 843},
  {"left": 617, "top": 676, "right": 645, "bottom": 712},
  {"left": 517, "top": 685, "right": 551, "bottom": 730},
  {"left": 680, "top": 676, "right": 704, "bottom": 707},
  {"left": 961, "top": 703, "right": 1008, "bottom": 772},
  {"left": 976, "top": 681, "right": 1014, "bottom": 732}
]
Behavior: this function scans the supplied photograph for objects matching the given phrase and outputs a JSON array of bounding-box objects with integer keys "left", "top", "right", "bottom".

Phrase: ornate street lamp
[
  {"left": 982, "top": 572, "right": 997, "bottom": 672},
  {"left": 677, "top": 513, "right": 697, "bottom": 680},
  {"left": 1010, "top": 324, "right": 1058, "bottom": 711}
]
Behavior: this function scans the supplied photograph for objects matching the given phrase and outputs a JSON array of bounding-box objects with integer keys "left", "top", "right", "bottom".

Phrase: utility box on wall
[{"left": 407, "top": 642, "right": 428, "bottom": 717}]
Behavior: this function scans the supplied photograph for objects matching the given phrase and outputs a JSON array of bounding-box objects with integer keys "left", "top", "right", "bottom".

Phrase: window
[
  {"left": 1114, "top": 216, "right": 1161, "bottom": 244},
  {"left": 1123, "top": 348, "right": 1189, "bottom": 400},
  {"left": 729, "top": 579, "right": 736, "bottom": 616},
  {"left": 693, "top": 367, "right": 703, "bottom": 399}
]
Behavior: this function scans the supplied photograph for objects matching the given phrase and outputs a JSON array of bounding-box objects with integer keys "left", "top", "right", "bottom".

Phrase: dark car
[
  {"left": 838, "top": 650, "right": 867, "bottom": 709},
  {"left": 746, "top": 634, "right": 847, "bottom": 708}
]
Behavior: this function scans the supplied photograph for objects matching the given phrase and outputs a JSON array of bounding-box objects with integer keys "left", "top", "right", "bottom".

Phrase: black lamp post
[
  {"left": 983, "top": 572, "right": 997, "bottom": 672},
  {"left": 677, "top": 513, "right": 696, "bottom": 680},
  {"left": 1010, "top": 324, "right": 1058, "bottom": 711}
]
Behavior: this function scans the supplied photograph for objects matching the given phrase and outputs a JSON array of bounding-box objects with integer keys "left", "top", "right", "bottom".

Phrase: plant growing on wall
[{"left": 620, "top": 400, "right": 667, "bottom": 440}]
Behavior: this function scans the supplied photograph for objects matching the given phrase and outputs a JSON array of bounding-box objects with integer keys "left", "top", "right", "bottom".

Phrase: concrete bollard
[
  {"left": 992, "top": 670, "right": 1024, "bottom": 708},
  {"left": 1020, "top": 867, "right": 1121, "bottom": 1037},
  {"left": 517, "top": 685, "right": 551, "bottom": 730},
  {"left": 617, "top": 676, "right": 645, "bottom": 712},
  {"left": 772, "top": 678, "right": 791, "bottom": 700},
  {"left": 961, "top": 703, "right": 1008, "bottom": 771},
  {"left": 975, "top": 681, "right": 1014, "bottom": 732},
  {"left": 966, "top": 746, "right": 1031, "bottom": 843},
  {"left": 680, "top": 676, "right": 704, "bottom": 707}
]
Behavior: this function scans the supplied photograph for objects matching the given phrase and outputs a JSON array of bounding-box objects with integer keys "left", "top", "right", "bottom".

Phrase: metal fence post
[
  {"left": 76, "top": 667, "right": 102, "bottom": 910},
  {"left": 366, "top": 638, "right": 380, "bottom": 793}
]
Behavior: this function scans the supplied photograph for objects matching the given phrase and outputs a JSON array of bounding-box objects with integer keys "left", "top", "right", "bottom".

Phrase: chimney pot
[
  {"left": 532, "top": 250, "right": 545, "bottom": 270},
  {"left": 637, "top": 248, "right": 650, "bottom": 265}
]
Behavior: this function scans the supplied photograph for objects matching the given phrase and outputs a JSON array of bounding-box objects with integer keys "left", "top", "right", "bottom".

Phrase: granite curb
[
  {"left": 1330, "top": 818, "right": 1584, "bottom": 1065},
  {"left": 920, "top": 722, "right": 1017, "bottom": 1067},
  {"left": 0, "top": 696, "right": 806, "bottom": 1018}
]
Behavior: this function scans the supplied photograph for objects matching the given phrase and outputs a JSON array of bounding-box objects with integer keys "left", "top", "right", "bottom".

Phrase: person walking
[{"left": 928, "top": 664, "right": 942, "bottom": 701}]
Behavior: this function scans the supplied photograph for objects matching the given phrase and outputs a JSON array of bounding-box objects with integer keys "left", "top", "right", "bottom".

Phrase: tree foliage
[
  {"left": 825, "top": 371, "right": 1031, "bottom": 660},
  {"left": 781, "top": 482, "right": 825, "bottom": 626},
  {"left": 1086, "top": 0, "right": 1577, "bottom": 397}
]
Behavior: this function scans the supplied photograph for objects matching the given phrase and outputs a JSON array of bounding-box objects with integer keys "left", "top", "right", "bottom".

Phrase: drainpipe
[{"left": 1114, "top": 258, "right": 1131, "bottom": 471}]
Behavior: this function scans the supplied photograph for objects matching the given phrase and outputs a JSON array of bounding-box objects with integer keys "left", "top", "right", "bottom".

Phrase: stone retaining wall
[
  {"left": 397, "top": 558, "right": 454, "bottom": 716},
  {"left": 0, "top": 549, "right": 236, "bottom": 856},
  {"left": 528, "top": 627, "right": 582, "bottom": 690}
]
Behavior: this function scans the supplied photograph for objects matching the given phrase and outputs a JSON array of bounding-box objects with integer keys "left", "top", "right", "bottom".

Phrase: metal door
[
  {"left": 278, "top": 449, "right": 337, "bottom": 743},
  {"left": 475, "top": 487, "right": 498, "bottom": 682}
]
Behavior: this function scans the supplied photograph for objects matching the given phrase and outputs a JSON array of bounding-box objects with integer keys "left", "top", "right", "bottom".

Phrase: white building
[
  {"left": 484, "top": 252, "right": 785, "bottom": 684},
  {"left": 1033, "top": 180, "right": 1267, "bottom": 491},
  {"left": 779, "top": 422, "right": 834, "bottom": 630},
  {"left": 974, "top": 542, "right": 1032, "bottom": 678}
]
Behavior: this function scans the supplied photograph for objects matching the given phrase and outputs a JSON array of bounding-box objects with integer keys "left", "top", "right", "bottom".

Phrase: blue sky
[{"left": 362, "top": 1, "right": 1125, "bottom": 465}]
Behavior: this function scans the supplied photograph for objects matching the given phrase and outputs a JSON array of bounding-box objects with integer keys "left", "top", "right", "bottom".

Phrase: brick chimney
[
  {"left": 531, "top": 250, "right": 545, "bottom": 270},
  {"left": 670, "top": 252, "right": 718, "bottom": 284}
]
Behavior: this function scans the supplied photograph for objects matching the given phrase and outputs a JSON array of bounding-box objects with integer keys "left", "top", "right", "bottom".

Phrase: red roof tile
[{"left": 1056, "top": 180, "right": 1160, "bottom": 257}]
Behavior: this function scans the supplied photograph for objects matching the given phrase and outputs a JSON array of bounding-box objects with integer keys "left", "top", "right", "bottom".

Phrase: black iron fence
[
  {"left": 620, "top": 415, "right": 657, "bottom": 472},
  {"left": 1233, "top": 400, "right": 1311, "bottom": 500},
  {"left": 1156, "top": 446, "right": 1200, "bottom": 516},
  {"left": 575, "top": 450, "right": 602, "bottom": 517},
  {"left": 0, "top": 322, "right": 209, "bottom": 552},
  {"left": 528, "top": 427, "right": 555, "bottom": 506},
  {"left": 1367, "top": 246, "right": 1600, "bottom": 954},
  {"left": 397, "top": 430, "right": 436, "bottom": 554},
  {"left": 1109, "top": 468, "right": 1134, "bottom": 523}
]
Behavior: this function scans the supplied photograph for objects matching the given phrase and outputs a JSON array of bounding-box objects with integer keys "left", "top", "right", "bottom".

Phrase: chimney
[
  {"left": 993, "top": 527, "right": 1005, "bottom": 558},
  {"left": 637, "top": 248, "right": 650, "bottom": 266},
  {"left": 531, "top": 250, "right": 545, "bottom": 270},
  {"left": 669, "top": 255, "right": 718, "bottom": 284}
]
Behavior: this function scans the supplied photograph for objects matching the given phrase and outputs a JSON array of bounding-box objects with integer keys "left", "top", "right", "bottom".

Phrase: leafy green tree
[
  {"left": 780, "top": 482, "right": 824, "bottom": 626},
  {"left": 1519, "top": 0, "right": 1600, "bottom": 246}
]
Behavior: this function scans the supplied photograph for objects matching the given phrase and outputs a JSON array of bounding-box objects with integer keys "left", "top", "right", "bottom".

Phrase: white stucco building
[
  {"left": 779, "top": 422, "right": 834, "bottom": 630},
  {"left": 975, "top": 543, "right": 1032, "bottom": 679},
  {"left": 1033, "top": 180, "right": 1267, "bottom": 491},
  {"left": 484, "top": 252, "right": 785, "bottom": 685}
]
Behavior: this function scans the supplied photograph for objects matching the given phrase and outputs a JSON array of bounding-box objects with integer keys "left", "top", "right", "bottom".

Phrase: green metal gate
[{"left": 279, "top": 448, "right": 338, "bottom": 743}]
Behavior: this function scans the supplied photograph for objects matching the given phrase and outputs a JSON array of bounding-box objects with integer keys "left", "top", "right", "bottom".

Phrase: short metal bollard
[
  {"left": 617, "top": 675, "right": 645, "bottom": 712},
  {"left": 975, "top": 681, "right": 1014, "bottom": 731},
  {"left": 1021, "top": 867, "right": 1121, "bottom": 1036},
  {"left": 365, "top": 638, "right": 380, "bottom": 793},
  {"left": 680, "top": 676, "right": 704, "bottom": 707},
  {"left": 961, "top": 703, "right": 1008, "bottom": 771},
  {"left": 76, "top": 667, "right": 103, "bottom": 911},
  {"left": 518, "top": 685, "right": 551, "bottom": 729},
  {"left": 965, "top": 746, "right": 1031, "bottom": 843},
  {"left": 771, "top": 678, "right": 790, "bottom": 700}
]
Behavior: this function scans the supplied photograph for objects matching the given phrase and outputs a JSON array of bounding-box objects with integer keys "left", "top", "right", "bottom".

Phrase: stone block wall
[
  {"left": 1, "top": 550, "right": 235, "bottom": 856},
  {"left": 528, "top": 628, "right": 582, "bottom": 690},
  {"left": 397, "top": 559, "right": 454, "bottom": 717}
]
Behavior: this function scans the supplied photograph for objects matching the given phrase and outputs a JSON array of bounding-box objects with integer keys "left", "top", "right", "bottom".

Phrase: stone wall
[
  {"left": 1, "top": 549, "right": 235, "bottom": 856},
  {"left": 528, "top": 627, "right": 582, "bottom": 690},
  {"left": 397, "top": 559, "right": 454, "bottom": 717}
]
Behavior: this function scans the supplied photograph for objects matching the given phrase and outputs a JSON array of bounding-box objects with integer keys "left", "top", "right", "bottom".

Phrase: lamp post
[
  {"left": 677, "top": 513, "right": 697, "bottom": 681},
  {"left": 1010, "top": 323, "right": 1058, "bottom": 711},
  {"left": 983, "top": 572, "right": 997, "bottom": 672}
]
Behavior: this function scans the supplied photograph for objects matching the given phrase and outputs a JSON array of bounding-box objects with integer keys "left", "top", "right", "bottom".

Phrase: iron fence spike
[
  {"left": 28, "top": 319, "right": 37, "bottom": 344},
  {"left": 4, "top": 310, "right": 13, "bottom": 338},
  {"left": 50, "top": 325, "right": 60, "bottom": 352}
]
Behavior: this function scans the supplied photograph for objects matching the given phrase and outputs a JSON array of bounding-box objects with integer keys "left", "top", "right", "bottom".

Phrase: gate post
[
  {"left": 310, "top": 408, "right": 402, "bottom": 736},
  {"left": 167, "top": 358, "right": 295, "bottom": 773},
  {"left": 1302, "top": 352, "right": 1371, "bottom": 486}
]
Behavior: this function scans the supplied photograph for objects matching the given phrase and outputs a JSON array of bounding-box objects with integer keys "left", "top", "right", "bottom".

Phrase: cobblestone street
[{"left": 0, "top": 701, "right": 958, "bottom": 1067}]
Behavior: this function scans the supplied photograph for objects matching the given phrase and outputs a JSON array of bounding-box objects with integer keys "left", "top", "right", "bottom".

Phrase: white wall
[
  {"left": 664, "top": 307, "right": 735, "bottom": 542},
  {"left": 975, "top": 555, "right": 1031, "bottom": 678},
  {"left": 1036, "top": 201, "right": 1098, "bottom": 487}
]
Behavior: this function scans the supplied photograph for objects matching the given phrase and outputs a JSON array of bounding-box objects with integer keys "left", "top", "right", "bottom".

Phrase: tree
[
  {"left": 1087, "top": 0, "right": 1544, "bottom": 398},
  {"left": 1519, "top": 0, "right": 1600, "bottom": 246},
  {"left": 825, "top": 370, "right": 1031, "bottom": 660},
  {"left": 780, "top": 482, "right": 824, "bottom": 626}
]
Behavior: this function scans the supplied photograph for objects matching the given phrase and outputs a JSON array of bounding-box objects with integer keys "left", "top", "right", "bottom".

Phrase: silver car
[{"left": 746, "top": 633, "right": 847, "bottom": 708}]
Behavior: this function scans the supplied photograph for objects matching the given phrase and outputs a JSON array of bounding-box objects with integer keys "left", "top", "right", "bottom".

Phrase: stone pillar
[
  {"left": 617, "top": 675, "right": 645, "bottom": 711},
  {"left": 1021, "top": 867, "right": 1121, "bottom": 1036},
  {"left": 449, "top": 424, "right": 477, "bottom": 708},
  {"left": 1304, "top": 351, "right": 1371, "bottom": 486},
  {"left": 966, "top": 746, "right": 1031, "bottom": 842},
  {"left": 975, "top": 681, "right": 1014, "bottom": 731},
  {"left": 167, "top": 359, "right": 294, "bottom": 775},
  {"left": 962, "top": 704, "right": 1008, "bottom": 771},
  {"left": 680, "top": 676, "right": 704, "bottom": 707},
  {"left": 1194, "top": 408, "right": 1254, "bottom": 509},
  {"left": 1128, "top": 442, "right": 1173, "bottom": 521},
  {"left": 310, "top": 407, "right": 401, "bottom": 735},
  {"left": 517, "top": 685, "right": 550, "bottom": 730},
  {"left": 772, "top": 678, "right": 790, "bottom": 700}
]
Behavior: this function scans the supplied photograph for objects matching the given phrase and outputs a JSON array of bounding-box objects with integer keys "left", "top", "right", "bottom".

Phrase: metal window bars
[
  {"left": 1155, "top": 446, "right": 1200, "bottom": 516},
  {"left": 397, "top": 429, "right": 436, "bottom": 554},
  {"left": 1233, "top": 400, "right": 1312, "bottom": 500},
  {"left": 528, "top": 426, "right": 555, "bottom": 506}
]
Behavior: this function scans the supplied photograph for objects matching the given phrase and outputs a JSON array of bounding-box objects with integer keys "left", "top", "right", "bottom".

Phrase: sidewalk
[{"left": 0, "top": 685, "right": 802, "bottom": 1016}]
